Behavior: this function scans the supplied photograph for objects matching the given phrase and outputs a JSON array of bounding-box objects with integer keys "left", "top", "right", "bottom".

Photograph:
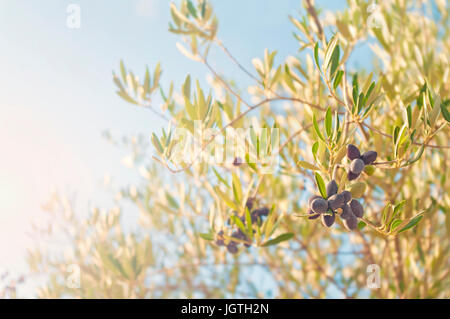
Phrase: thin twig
[
  {"left": 295, "top": 237, "right": 349, "bottom": 297},
  {"left": 203, "top": 57, "right": 252, "bottom": 109},
  {"left": 215, "top": 39, "right": 261, "bottom": 84},
  {"left": 304, "top": 0, "right": 324, "bottom": 39}
]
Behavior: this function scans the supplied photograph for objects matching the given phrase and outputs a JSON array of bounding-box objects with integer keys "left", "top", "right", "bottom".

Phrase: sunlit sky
[{"left": 0, "top": 0, "right": 374, "bottom": 295}]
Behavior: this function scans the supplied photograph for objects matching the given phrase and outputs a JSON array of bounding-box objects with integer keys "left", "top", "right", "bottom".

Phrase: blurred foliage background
[{"left": 21, "top": 0, "right": 450, "bottom": 298}]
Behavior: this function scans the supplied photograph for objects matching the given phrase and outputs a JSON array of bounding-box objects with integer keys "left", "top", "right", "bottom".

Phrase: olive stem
[{"left": 359, "top": 217, "right": 385, "bottom": 235}]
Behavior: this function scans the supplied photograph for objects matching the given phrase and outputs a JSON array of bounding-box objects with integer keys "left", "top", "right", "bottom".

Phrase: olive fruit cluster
[
  {"left": 347, "top": 144, "right": 377, "bottom": 181},
  {"left": 340, "top": 198, "right": 364, "bottom": 231},
  {"left": 308, "top": 179, "right": 365, "bottom": 231},
  {"left": 216, "top": 203, "right": 269, "bottom": 254},
  {"left": 308, "top": 180, "right": 350, "bottom": 226}
]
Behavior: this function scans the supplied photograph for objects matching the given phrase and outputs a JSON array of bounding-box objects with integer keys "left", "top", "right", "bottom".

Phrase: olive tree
[{"left": 27, "top": 0, "right": 449, "bottom": 298}]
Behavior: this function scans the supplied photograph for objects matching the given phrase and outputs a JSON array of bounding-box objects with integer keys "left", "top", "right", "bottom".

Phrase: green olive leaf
[
  {"left": 313, "top": 114, "right": 325, "bottom": 141},
  {"left": 262, "top": 233, "right": 294, "bottom": 247}
]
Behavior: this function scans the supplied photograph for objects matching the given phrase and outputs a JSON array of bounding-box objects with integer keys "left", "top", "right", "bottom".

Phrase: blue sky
[{"left": 0, "top": 0, "right": 375, "bottom": 296}]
